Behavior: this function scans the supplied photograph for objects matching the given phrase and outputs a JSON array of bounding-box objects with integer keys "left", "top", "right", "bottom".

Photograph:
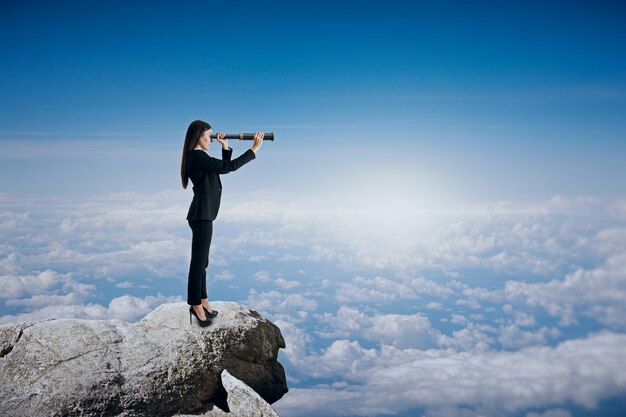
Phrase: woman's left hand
[{"left": 216, "top": 132, "right": 228, "bottom": 149}]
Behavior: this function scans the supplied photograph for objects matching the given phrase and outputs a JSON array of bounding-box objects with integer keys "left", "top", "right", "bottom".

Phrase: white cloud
[
  {"left": 3, "top": 191, "right": 626, "bottom": 417},
  {"left": 0, "top": 293, "right": 182, "bottom": 325},
  {"left": 609, "top": 198, "right": 626, "bottom": 221},
  {"left": 215, "top": 270, "right": 235, "bottom": 281},
  {"left": 366, "top": 313, "right": 439, "bottom": 349},
  {"left": 277, "top": 254, "right": 300, "bottom": 262},
  {"left": 497, "top": 325, "right": 561, "bottom": 349},
  {"left": 0, "top": 303, "right": 109, "bottom": 325},
  {"left": 273, "top": 318, "right": 314, "bottom": 368},
  {"left": 6, "top": 293, "right": 89, "bottom": 308},
  {"left": 253, "top": 270, "right": 272, "bottom": 282},
  {"left": 0, "top": 192, "right": 618, "bottom": 313},
  {"left": 316, "top": 305, "right": 441, "bottom": 350},
  {"left": 106, "top": 293, "right": 183, "bottom": 322},
  {"left": 0, "top": 191, "right": 196, "bottom": 284},
  {"left": 245, "top": 289, "right": 318, "bottom": 316},
  {"left": 0, "top": 269, "right": 96, "bottom": 300},
  {"left": 451, "top": 314, "right": 467, "bottom": 325},
  {"left": 440, "top": 323, "right": 496, "bottom": 352},
  {"left": 502, "top": 304, "right": 536, "bottom": 327},
  {"left": 526, "top": 409, "right": 572, "bottom": 417},
  {"left": 335, "top": 275, "right": 452, "bottom": 304},
  {"left": 502, "top": 252, "right": 626, "bottom": 328},
  {"left": 456, "top": 298, "right": 482, "bottom": 309},
  {"left": 275, "top": 276, "right": 300, "bottom": 289},
  {"left": 316, "top": 305, "right": 370, "bottom": 339},
  {"left": 274, "top": 331, "right": 626, "bottom": 417},
  {"left": 216, "top": 193, "right": 614, "bottom": 279}
]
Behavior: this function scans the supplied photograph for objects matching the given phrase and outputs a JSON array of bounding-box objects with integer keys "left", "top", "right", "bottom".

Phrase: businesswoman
[{"left": 181, "top": 120, "right": 264, "bottom": 326}]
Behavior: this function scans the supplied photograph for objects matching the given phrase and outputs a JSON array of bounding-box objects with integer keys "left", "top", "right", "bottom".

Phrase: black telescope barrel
[{"left": 210, "top": 132, "right": 274, "bottom": 141}]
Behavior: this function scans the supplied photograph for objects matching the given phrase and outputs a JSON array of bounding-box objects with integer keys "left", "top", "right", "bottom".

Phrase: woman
[{"left": 181, "top": 120, "right": 264, "bottom": 326}]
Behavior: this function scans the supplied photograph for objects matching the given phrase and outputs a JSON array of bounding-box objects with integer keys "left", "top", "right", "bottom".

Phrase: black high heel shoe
[
  {"left": 189, "top": 306, "right": 213, "bottom": 327},
  {"left": 203, "top": 306, "right": 219, "bottom": 319}
]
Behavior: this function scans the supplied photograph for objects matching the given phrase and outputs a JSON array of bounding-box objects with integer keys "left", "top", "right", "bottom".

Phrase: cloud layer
[{"left": 1, "top": 190, "right": 625, "bottom": 416}]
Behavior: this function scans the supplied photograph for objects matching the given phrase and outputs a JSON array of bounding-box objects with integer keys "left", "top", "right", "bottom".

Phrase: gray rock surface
[
  {"left": 221, "top": 369, "right": 280, "bottom": 417},
  {"left": 0, "top": 301, "right": 288, "bottom": 416},
  {"left": 174, "top": 369, "right": 280, "bottom": 417}
]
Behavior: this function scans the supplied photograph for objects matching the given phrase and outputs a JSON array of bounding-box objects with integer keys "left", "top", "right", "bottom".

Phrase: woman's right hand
[{"left": 251, "top": 132, "right": 264, "bottom": 153}]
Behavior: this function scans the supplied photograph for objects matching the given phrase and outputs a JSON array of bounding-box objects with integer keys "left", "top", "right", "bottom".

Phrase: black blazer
[{"left": 186, "top": 147, "right": 256, "bottom": 221}]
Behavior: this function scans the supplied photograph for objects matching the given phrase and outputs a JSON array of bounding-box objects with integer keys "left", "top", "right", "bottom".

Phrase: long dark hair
[{"left": 181, "top": 120, "right": 212, "bottom": 189}]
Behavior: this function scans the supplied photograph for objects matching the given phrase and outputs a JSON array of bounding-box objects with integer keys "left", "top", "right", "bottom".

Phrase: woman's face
[{"left": 197, "top": 129, "right": 213, "bottom": 150}]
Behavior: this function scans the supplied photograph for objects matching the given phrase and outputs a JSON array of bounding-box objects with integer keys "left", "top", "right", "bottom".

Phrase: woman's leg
[
  {"left": 187, "top": 220, "right": 212, "bottom": 306},
  {"left": 200, "top": 220, "right": 212, "bottom": 300}
]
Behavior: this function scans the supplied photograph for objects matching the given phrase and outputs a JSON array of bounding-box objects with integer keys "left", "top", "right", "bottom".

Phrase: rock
[
  {"left": 0, "top": 301, "right": 288, "bottom": 416},
  {"left": 221, "top": 369, "right": 280, "bottom": 417},
  {"left": 173, "top": 369, "right": 279, "bottom": 417}
]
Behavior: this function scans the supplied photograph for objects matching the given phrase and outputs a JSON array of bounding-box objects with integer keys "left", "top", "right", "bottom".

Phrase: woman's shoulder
[
  {"left": 187, "top": 150, "right": 213, "bottom": 171},
  {"left": 188, "top": 149, "right": 207, "bottom": 159}
]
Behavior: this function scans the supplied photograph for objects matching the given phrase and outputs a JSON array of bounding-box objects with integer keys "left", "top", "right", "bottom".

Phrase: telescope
[{"left": 210, "top": 132, "right": 275, "bottom": 141}]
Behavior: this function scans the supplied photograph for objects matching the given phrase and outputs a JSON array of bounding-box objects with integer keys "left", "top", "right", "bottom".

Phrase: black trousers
[{"left": 187, "top": 219, "right": 213, "bottom": 305}]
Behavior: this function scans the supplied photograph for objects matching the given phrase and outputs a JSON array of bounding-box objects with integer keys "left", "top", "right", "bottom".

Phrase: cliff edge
[{"left": 0, "top": 301, "right": 288, "bottom": 416}]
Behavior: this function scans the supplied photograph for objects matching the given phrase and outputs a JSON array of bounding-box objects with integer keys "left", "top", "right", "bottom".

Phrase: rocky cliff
[{"left": 0, "top": 301, "right": 288, "bottom": 416}]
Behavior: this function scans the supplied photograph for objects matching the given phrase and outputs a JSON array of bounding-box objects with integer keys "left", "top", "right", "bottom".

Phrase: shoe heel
[{"left": 189, "top": 305, "right": 212, "bottom": 327}]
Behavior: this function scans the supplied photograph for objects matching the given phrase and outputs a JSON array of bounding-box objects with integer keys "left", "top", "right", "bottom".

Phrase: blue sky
[
  {"left": 2, "top": 0, "right": 626, "bottom": 201},
  {"left": 2, "top": 1, "right": 626, "bottom": 417}
]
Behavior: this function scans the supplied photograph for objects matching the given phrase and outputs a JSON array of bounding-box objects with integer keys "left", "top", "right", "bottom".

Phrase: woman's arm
[
  {"left": 193, "top": 149, "right": 255, "bottom": 174},
  {"left": 217, "top": 131, "right": 241, "bottom": 163},
  {"left": 222, "top": 147, "right": 233, "bottom": 162}
]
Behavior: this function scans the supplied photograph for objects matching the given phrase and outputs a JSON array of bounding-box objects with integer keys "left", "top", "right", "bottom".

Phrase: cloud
[
  {"left": 0, "top": 193, "right": 193, "bottom": 282},
  {"left": 214, "top": 270, "right": 236, "bottom": 281},
  {"left": 253, "top": 270, "right": 272, "bottom": 282},
  {"left": 441, "top": 322, "right": 496, "bottom": 352},
  {"left": 336, "top": 276, "right": 418, "bottom": 303},
  {"left": 335, "top": 275, "right": 452, "bottom": 304},
  {"left": 0, "top": 191, "right": 617, "bottom": 301},
  {"left": 3, "top": 190, "right": 626, "bottom": 417},
  {"left": 215, "top": 193, "right": 614, "bottom": 278},
  {"left": 311, "top": 302, "right": 561, "bottom": 358},
  {"left": 0, "top": 293, "right": 182, "bottom": 325},
  {"left": 0, "top": 303, "right": 109, "bottom": 325},
  {"left": 316, "top": 305, "right": 371, "bottom": 339},
  {"left": 366, "top": 313, "right": 439, "bottom": 349},
  {"left": 245, "top": 289, "right": 318, "bottom": 316},
  {"left": 0, "top": 269, "right": 95, "bottom": 300},
  {"left": 272, "top": 318, "right": 315, "bottom": 368},
  {"left": 315, "top": 305, "right": 441, "bottom": 350},
  {"left": 275, "top": 276, "right": 300, "bottom": 289},
  {"left": 502, "top": 304, "right": 536, "bottom": 327},
  {"left": 497, "top": 325, "right": 561, "bottom": 349},
  {"left": 274, "top": 331, "right": 626, "bottom": 417},
  {"left": 526, "top": 409, "right": 572, "bottom": 417},
  {"left": 499, "top": 251, "right": 626, "bottom": 329},
  {"left": 106, "top": 293, "right": 183, "bottom": 322},
  {"left": 609, "top": 198, "right": 626, "bottom": 221}
]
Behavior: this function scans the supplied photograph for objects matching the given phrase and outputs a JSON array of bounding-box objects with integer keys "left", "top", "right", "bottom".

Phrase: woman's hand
[
  {"left": 216, "top": 132, "right": 228, "bottom": 149},
  {"left": 251, "top": 132, "right": 264, "bottom": 153}
]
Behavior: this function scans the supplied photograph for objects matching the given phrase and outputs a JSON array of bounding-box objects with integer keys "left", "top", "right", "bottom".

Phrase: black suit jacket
[{"left": 186, "top": 147, "right": 256, "bottom": 221}]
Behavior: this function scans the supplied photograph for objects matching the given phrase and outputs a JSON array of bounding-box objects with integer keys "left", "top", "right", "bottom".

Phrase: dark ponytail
[{"left": 181, "top": 120, "right": 211, "bottom": 189}]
